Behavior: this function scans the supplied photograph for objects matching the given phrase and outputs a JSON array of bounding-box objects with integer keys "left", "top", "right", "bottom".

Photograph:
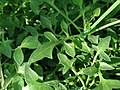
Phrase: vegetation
[{"left": 0, "top": 0, "right": 120, "bottom": 90}]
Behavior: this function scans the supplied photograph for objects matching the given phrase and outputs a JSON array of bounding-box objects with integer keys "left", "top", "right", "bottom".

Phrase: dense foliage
[{"left": 0, "top": 0, "right": 120, "bottom": 90}]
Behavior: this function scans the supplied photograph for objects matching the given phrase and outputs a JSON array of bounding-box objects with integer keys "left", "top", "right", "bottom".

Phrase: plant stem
[
  {"left": 46, "top": 2, "right": 81, "bottom": 33},
  {"left": 91, "top": 0, "right": 120, "bottom": 29},
  {"left": 71, "top": 67, "right": 86, "bottom": 89},
  {"left": 92, "top": 51, "right": 99, "bottom": 66},
  {"left": 0, "top": 55, "right": 4, "bottom": 90},
  {"left": 90, "top": 20, "right": 120, "bottom": 34}
]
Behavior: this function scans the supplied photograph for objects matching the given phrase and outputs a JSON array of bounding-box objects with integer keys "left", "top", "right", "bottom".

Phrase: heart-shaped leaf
[{"left": 28, "top": 42, "right": 57, "bottom": 64}]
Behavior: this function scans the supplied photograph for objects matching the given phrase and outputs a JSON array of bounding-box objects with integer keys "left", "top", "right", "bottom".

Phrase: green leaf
[
  {"left": 88, "top": 35, "right": 99, "bottom": 44},
  {"left": 107, "top": 57, "right": 120, "bottom": 65},
  {"left": 57, "top": 53, "right": 74, "bottom": 74},
  {"left": 25, "top": 26, "right": 39, "bottom": 36},
  {"left": 40, "top": 16, "right": 52, "bottom": 30},
  {"left": 94, "top": 79, "right": 120, "bottom": 90},
  {"left": 10, "top": 76, "right": 24, "bottom": 90},
  {"left": 83, "top": 66, "right": 98, "bottom": 76},
  {"left": 23, "top": 82, "right": 53, "bottom": 90},
  {"left": 99, "top": 51, "right": 111, "bottom": 61},
  {"left": 73, "top": 38, "right": 82, "bottom": 49},
  {"left": 0, "top": 40, "right": 12, "bottom": 58},
  {"left": 81, "top": 41, "right": 93, "bottom": 55},
  {"left": 93, "top": 7, "right": 101, "bottom": 17},
  {"left": 25, "top": 65, "right": 40, "bottom": 84},
  {"left": 98, "top": 36, "right": 111, "bottom": 52},
  {"left": 44, "top": 31, "right": 58, "bottom": 41},
  {"left": 60, "top": 20, "right": 69, "bottom": 37},
  {"left": 21, "top": 36, "right": 40, "bottom": 49},
  {"left": 72, "top": 0, "right": 83, "bottom": 9},
  {"left": 99, "top": 62, "right": 115, "bottom": 70},
  {"left": 13, "top": 48, "right": 24, "bottom": 66},
  {"left": 34, "top": 64, "right": 43, "bottom": 80},
  {"left": 64, "top": 42, "right": 75, "bottom": 57},
  {"left": 30, "top": 0, "right": 43, "bottom": 15},
  {"left": 28, "top": 42, "right": 57, "bottom": 64}
]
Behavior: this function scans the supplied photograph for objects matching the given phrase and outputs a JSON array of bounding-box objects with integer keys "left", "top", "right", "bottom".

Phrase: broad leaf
[
  {"left": 0, "top": 40, "right": 12, "bottom": 58},
  {"left": 25, "top": 65, "right": 40, "bottom": 84},
  {"left": 21, "top": 36, "right": 40, "bottom": 49},
  {"left": 64, "top": 42, "right": 75, "bottom": 57},
  {"left": 57, "top": 53, "right": 74, "bottom": 74},
  {"left": 99, "top": 62, "right": 115, "bottom": 70},
  {"left": 44, "top": 31, "right": 58, "bottom": 41},
  {"left": 28, "top": 42, "right": 57, "bottom": 64},
  {"left": 98, "top": 36, "right": 111, "bottom": 52},
  {"left": 13, "top": 48, "right": 24, "bottom": 66}
]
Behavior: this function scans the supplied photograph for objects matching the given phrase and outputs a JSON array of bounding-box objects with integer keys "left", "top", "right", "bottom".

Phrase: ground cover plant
[{"left": 0, "top": 0, "right": 120, "bottom": 90}]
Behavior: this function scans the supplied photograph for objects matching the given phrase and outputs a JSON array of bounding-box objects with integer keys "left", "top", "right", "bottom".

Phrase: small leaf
[
  {"left": 21, "top": 36, "right": 40, "bottom": 49},
  {"left": 99, "top": 51, "right": 111, "bottom": 61},
  {"left": 30, "top": 0, "right": 43, "bottom": 15},
  {"left": 72, "top": 0, "right": 83, "bottom": 9},
  {"left": 25, "top": 26, "right": 39, "bottom": 36},
  {"left": 13, "top": 48, "right": 24, "bottom": 66},
  {"left": 83, "top": 66, "right": 98, "bottom": 76},
  {"left": 81, "top": 41, "right": 93, "bottom": 55},
  {"left": 0, "top": 40, "right": 12, "bottom": 58},
  {"left": 28, "top": 42, "right": 57, "bottom": 64},
  {"left": 64, "top": 42, "right": 75, "bottom": 57},
  {"left": 88, "top": 35, "right": 99, "bottom": 44},
  {"left": 25, "top": 65, "right": 40, "bottom": 84},
  {"left": 60, "top": 20, "right": 69, "bottom": 37},
  {"left": 98, "top": 36, "right": 111, "bottom": 52},
  {"left": 40, "top": 16, "right": 52, "bottom": 30},
  {"left": 99, "top": 62, "right": 115, "bottom": 70},
  {"left": 73, "top": 38, "right": 82, "bottom": 49},
  {"left": 93, "top": 7, "right": 101, "bottom": 17},
  {"left": 57, "top": 53, "right": 74, "bottom": 74},
  {"left": 44, "top": 31, "right": 58, "bottom": 41}
]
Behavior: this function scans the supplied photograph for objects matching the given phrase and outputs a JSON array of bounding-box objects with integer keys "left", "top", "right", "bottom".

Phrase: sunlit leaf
[
  {"left": 88, "top": 35, "right": 99, "bottom": 44},
  {"left": 21, "top": 36, "right": 40, "bottom": 49},
  {"left": 13, "top": 48, "right": 24, "bottom": 65},
  {"left": 83, "top": 66, "right": 98, "bottom": 76},
  {"left": 28, "top": 42, "right": 57, "bottom": 64},
  {"left": 24, "top": 82, "right": 54, "bottom": 90},
  {"left": 44, "top": 31, "right": 58, "bottom": 41},
  {"left": 99, "top": 51, "right": 111, "bottom": 61},
  {"left": 93, "top": 7, "right": 101, "bottom": 17},
  {"left": 25, "top": 65, "right": 40, "bottom": 84},
  {"left": 60, "top": 20, "right": 69, "bottom": 37},
  {"left": 57, "top": 53, "right": 75, "bottom": 74},
  {"left": 64, "top": 42, "right": 75, "bottom": 57},
  {"left": 98, "top": 36, "right": 111, "bottom": 52},
  {"left": 99, "top": 62, "right": 115, "bottom": 70}
]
